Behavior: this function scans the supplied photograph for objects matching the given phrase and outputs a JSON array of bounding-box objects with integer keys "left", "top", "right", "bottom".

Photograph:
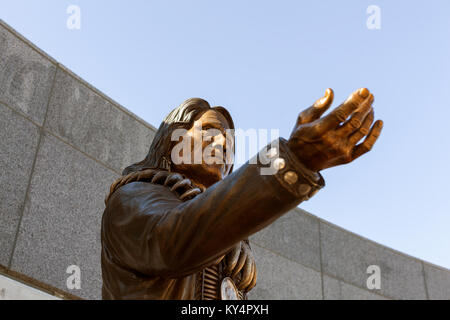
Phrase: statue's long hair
[{"left": 122, "top": 98, "right": 235, "bottom": 176}]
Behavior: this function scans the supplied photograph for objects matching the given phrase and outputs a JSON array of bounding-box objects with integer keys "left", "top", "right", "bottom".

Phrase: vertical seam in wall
[
  {"left": 318, "top": 221, "right": 325, "bottom": 300},
  {"left": 41, "top": 66, "right": 59, "bottom": 129},
  {"left": 7, "top": 66, "right": 58, "bottom": 269},
  {"left": 421, "top": 261, "right": 430, "bottom": 300}
]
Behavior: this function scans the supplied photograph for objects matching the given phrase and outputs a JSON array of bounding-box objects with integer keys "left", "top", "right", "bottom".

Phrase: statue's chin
[{"left": 172, "top": 163, "right": 224, "bottom": 188}]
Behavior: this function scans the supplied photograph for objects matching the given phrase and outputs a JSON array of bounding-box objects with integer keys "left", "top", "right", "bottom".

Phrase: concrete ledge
[
  {"left": 0, "top": 273, "right": 60, "bottom": 300},
  {"left": 0, "top": 265, "right": 80, "bottom": 300}
]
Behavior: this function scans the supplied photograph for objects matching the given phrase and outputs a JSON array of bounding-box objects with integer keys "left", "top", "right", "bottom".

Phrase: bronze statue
[{"left": 101, "top": 88, "right": 383, "bottom": 299}]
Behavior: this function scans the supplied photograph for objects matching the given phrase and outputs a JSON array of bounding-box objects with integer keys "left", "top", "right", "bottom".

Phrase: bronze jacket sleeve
[{"left": 102, "top": 138, "right": 324, "bottom": 278}]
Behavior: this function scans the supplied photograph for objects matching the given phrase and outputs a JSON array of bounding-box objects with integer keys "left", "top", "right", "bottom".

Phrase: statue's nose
[{"left": 212, "top": 134, "right": 226, "bottom": 148}]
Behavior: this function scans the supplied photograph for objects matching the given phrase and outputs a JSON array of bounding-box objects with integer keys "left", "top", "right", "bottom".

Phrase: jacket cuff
[{"left": 258, "top": 138, "right": 325, "bottom": 201}]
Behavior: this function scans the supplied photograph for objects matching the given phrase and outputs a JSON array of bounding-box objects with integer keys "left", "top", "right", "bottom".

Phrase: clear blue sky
[{"left": 2, "top": 0, "right": 449, "bottom": 269}]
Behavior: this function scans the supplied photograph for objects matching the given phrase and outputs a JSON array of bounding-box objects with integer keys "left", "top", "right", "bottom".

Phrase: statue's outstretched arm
[
  {"left": 102, "top": 138, "right": 323, "bottom": 278},
  {"left": 102, "top": 87, "right": 383, "bottom": 278}
]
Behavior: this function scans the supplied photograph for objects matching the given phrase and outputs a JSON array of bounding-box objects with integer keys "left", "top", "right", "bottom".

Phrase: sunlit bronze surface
[{"left": 101, "top": 89, "right": 383, "bottom": 299}]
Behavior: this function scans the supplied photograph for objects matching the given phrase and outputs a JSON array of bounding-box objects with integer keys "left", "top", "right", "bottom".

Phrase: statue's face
[{"left": 172, "top": 109, "right": 234, "bottom": 187}]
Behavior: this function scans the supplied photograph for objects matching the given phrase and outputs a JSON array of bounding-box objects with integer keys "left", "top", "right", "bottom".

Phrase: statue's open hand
[{"left": 287, "top": 88, "right": 383, "bottom": 172}]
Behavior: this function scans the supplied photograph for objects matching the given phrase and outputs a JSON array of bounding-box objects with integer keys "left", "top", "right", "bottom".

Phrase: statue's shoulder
[
  {"left": 105, "top": 169, "right": 204, "bottom": 207},
  {"left": 115, "top": 180, "right": 166, "bottom": 198}
]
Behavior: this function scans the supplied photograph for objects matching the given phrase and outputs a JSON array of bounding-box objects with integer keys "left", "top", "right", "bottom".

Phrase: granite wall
[{"left": 1, "top": 19, "right": 449, "bottom": 300}]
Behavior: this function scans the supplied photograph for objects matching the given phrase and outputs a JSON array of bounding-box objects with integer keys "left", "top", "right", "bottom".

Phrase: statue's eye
[
  {"left": 202, "top": 127, "right": 214, "bottom": 135},
  {"left": 203, "top": 126, "right": 223, "bottom": 136}
]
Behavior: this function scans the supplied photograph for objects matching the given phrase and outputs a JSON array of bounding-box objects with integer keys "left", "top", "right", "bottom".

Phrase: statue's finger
[
  {"left": 348, "top": 109, "right": 374, "bottom": 146},
  {"left": 296, "top": 88, "right": 334, "bottom": 125},
  {"left": 315, "top": 88, "right": 370, "bottom": 135},
  {"left": 351, "top": 120, "right": 383, "bottom": 160},
  {"left": 338, "top": 94, "right": 374, "bottom": 137}
]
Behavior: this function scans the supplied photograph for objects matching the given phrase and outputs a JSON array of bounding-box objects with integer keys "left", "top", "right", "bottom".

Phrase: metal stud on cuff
[
  {"left": 266, "top": 147, "right": 278, "bottom": 159},
  {"left": 273, "top": 158, "right": 286, "bottom": 171},
  {"left": 283, "top": 171, "right": 298, "bottom": 185},
  {"left": 298, "top": 183, "right": 311, "bottom": 196}
]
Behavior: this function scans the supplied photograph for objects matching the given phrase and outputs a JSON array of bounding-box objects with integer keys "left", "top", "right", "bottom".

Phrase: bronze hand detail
[{"left": 288, "top": 88, "right": 384, "bottom": 172}]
